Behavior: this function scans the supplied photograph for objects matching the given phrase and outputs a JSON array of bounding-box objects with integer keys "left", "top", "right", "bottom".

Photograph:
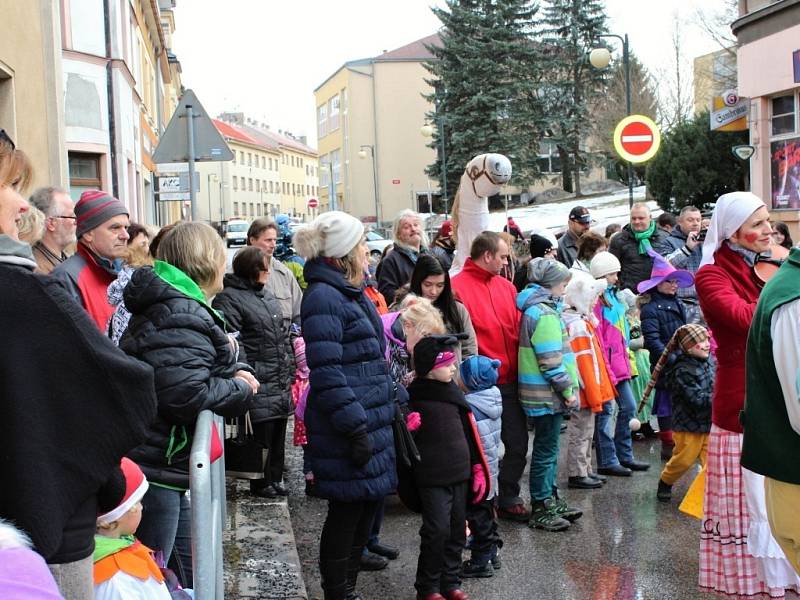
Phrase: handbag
[
  {"left": 224, "top": 412, "right": 268, "bottom": 480},
  {"left": 393, "top": 401, "right": 420, "bottom": 468}
]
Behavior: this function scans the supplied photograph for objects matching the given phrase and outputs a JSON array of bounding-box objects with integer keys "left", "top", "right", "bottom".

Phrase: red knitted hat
[{"left": 97, "top": 458, "right": 148, "bottom": 526}]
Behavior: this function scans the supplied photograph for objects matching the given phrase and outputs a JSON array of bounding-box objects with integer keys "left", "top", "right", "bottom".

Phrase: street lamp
[
  {"left": 421, "top": 90, "right": 448, "bottom": 217},
  {"left": 358, "top": 145, "right": 380, "bottom": 226},
  {"left": 207, "top": 173, "right": 218, "bottom": 225},
  {"left": 590, "top": 33, "right": 634, "bottom": 208}
]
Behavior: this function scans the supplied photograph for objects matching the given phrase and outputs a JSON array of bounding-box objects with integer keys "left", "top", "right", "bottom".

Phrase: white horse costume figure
[{"left": 449, "top": 153, "right": 513, "bottom": 275}]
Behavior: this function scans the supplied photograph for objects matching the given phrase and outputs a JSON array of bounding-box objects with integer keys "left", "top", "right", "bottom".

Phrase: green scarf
[
  {"left": 93, "top": 535, "right": 136, "bottom": 562},
  {"left": 633, "top": 221, "right": 657, "bottom": 255},
  {"left": 153, "top": 260, "right": 225, "bottom": 325}
]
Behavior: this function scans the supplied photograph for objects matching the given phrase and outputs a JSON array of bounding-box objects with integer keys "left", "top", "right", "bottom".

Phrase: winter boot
[
  {"left": 551, "top": 487, "right": 583, "bottom": 522},
  {"left": 528, "top": 499, "right": 570, "bottom": 532},
  {"left": 461, "top": 556, "right": 494, "bottom": 578},
  {"left": 489, "top": 544, "right": 502, "bottom": 570},
  {"left": 657, "top": 479, "right": 673, "bottom": 502},
  {"left": 320, "top": 558, "right": 350, "bottom": 600}
]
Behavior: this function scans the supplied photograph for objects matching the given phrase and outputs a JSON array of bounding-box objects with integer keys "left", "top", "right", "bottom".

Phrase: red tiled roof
[
  {"left": 377, "top": 33, "right": 441, "bottom": 61},
  {"left": 242, "top": 124, "right": 317, "bottom": 156},
  {"left": 212, "top": 119, "right": 262, "bottom": 147}
]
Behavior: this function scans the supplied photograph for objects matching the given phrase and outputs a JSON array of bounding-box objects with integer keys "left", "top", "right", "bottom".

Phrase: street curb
[{"left": 224, "top": 480, "right": 308, "bottom": 599}]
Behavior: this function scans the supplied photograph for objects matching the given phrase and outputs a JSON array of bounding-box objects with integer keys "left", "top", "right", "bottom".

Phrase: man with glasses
[
  {"left": 53, "top": 190, "right": 129, "bottom": 332},
  {"left": 29, "top": 187, "right": 76, "bottom": 274}
]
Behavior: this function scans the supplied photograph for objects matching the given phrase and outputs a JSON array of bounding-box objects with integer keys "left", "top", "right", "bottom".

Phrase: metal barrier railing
[{"left": 190, "top": 411, "right": 227, "bottom": 599}]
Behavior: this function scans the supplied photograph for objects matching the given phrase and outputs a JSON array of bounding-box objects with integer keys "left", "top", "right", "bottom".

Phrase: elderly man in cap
[
  {"left": 52, "top": 190, "right": 129, "bottom": 332},
  {"left": 557, "top": 206, "right": 591, "bottom": 268}
]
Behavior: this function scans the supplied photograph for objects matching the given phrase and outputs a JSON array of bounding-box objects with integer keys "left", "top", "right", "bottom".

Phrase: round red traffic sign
[
  {"left": 613, "top": 115, "right": 661, "bottom": 163},
  {"left": 307, "top": 198, "right": 318, "bottom": 209}
]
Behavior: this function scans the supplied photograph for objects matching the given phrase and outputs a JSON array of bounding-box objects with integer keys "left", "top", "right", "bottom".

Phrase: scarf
[
  {"left": 0, "top": 234, "right": 37, "bottom": 269},
  {"left": 700, "top": 191, "right": 765, "bottom": 267},
  {"left": 632, "top": 221, "right": 657, "bottom": 255}
]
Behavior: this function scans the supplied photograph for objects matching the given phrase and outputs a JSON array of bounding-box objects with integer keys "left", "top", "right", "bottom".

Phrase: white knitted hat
[
  {"left": 293, "top": 211, "right": 364, "bottom": 259},
  {"left": 590, "top": 251, "right": 621, "bottom": 278}
]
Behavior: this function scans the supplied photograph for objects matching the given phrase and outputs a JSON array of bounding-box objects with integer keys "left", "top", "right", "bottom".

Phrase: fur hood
[{"left": 564, "top": 275, "right": 607, "bottom": 317}]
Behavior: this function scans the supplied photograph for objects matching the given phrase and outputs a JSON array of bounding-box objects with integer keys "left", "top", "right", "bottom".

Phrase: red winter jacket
[
  {"left": 451, "top": 258, "right": 520, "bottom": 384},
  {"left": 695, "top": 242, "right": 762, "bottom": 433},
  {"left": 52, "top": 243, "right": 118, "bottom": 333}
]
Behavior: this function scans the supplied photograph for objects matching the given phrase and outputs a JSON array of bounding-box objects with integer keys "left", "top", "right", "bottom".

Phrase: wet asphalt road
[{"left": 286, "top": 429, "right": 703, "bottom": 600}]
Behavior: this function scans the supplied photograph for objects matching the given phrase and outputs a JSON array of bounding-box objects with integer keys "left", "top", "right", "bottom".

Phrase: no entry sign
[
  {"left": 613, "top": 115, "right": 661, "bottom": 163},
  {"left": 308, "top": 198, "right": 318, "bottom": 209}
]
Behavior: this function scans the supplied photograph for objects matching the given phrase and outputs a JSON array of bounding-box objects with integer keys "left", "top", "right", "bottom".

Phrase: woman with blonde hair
[
  {"left": 294, "top": 211, "right": 397, "bottom": 600},
  {"left": 17, "top": 205, "right": 45, "bottom": 247},
  {"left": 120, "top": 221, "right": 257, "bottom": 587}
]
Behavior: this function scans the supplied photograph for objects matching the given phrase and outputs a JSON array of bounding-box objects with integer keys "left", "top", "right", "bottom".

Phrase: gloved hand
[
  {"left": 349, "top": 431, "right": 373, "bottom": 467},
  {"left": 471, "top": 463, "right": 487, "bottom": 504},
  {"left": 406, "top": 411, "right": 421, "bottom": 432}
]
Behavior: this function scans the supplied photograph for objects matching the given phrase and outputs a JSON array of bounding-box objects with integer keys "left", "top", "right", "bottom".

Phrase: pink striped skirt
[{"left": 699, "top": 426, "right": 798, "bottom": 598}]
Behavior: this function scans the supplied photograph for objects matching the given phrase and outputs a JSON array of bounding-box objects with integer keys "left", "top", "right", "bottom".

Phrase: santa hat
[{"left": 97, "top": 458, "right": 149, "bottom": 526}]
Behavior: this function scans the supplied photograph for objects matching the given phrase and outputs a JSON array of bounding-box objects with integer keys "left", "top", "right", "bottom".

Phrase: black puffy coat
[
  {"left": 609, "top": 225, "right": 669, "bottom": 292},
  {"left": 120, "top": 266, "right": 253, "bottom": 489},
  {"left": 640, "top": 290, "right": 687, "bottom": 387},
  {"left": 376, "top": 245, "right": 422, "bottom": 305},
  {"left": 301, "top": 258, "right": 397, "bottom": 502},
  {"left": 665, "top": 354, "right": 715, "bottom": 432},
  {"left": 213, "top": 273, "right": 295, "bottom": 424}
]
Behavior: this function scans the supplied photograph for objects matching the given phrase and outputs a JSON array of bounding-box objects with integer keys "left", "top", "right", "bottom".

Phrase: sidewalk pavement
[{"left": 223, "top": 479, "right": 308, "bottom": 600}]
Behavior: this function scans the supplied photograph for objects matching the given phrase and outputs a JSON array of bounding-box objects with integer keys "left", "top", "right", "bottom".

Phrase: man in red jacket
[{"left": 451, "top": 231, "right": 529, "bottom": 521}]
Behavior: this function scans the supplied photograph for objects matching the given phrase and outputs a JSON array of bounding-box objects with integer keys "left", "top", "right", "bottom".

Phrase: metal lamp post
[
  {"left": 206, "top": 173, "right": 217, "bottom": 225},
  {"left": 358, "top": 145, "right": 380, "bottom": 225},
  {"left": 590, "top": 34, "right": 634, "bottom": 208}
]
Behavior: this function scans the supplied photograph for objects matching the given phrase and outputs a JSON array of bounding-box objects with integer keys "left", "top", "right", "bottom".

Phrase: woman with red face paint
[{"left": 695, "top": 192, "right": 800, "bottom": 598}]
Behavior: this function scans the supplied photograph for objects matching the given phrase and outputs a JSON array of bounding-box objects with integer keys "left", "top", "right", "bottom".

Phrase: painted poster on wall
[{"left": 771, "top": 137, "right": 800, "bottom": 209}]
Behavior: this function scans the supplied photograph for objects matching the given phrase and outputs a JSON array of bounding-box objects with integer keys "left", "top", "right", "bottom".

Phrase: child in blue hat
[{"left": 459, "top": 355, "right": 504, "bottom": 578}]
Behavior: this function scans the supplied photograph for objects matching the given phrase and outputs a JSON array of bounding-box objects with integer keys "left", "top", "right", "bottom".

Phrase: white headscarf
[{"left": 700, "top": 192, "right": 765, "bottom": 268}]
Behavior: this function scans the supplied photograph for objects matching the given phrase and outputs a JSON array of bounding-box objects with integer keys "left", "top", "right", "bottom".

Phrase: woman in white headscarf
[{"left": 695, "top": 192, "right": 800, "bottom": 597}]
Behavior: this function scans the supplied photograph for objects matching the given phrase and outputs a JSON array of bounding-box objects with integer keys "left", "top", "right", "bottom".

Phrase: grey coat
[{"left": 464, "top": 386, "right": 503, "bottom": 499}]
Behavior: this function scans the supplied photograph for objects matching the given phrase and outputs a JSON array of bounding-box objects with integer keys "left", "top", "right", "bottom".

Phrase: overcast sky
[{"left": 172, "top": 0, "right": 729, "bottom": 147}]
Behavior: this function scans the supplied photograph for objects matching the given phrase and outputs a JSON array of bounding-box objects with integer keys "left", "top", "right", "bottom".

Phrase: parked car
[
  {"left": 225, "top": 219, "right": 249, "bottom": 247},
  {"left": 366, "top": 230, "right": 392, "bottom": 259}
]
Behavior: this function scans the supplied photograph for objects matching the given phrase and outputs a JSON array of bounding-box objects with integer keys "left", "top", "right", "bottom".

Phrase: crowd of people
[{"left": 1, "top": 125, "right": 800, "bottom": 600}]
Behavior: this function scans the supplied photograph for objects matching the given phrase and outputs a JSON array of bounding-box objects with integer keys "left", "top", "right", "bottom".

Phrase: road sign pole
[
  {"left": 186, "top": 104, "right": 197, "bottom": 221},
  {"left": 623, "top": 34, "right": 634, "bottom": 208}
]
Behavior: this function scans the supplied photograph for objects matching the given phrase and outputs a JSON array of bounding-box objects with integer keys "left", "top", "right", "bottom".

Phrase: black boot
[
  {"left": 320, "top": 558, "right": 350, "bottom": 600},
  {"left": 345, "top": 546, "right": 363, "bottom": 600},
  {"left": 657, "top": 479, "right": 672, "bottom": 502}
]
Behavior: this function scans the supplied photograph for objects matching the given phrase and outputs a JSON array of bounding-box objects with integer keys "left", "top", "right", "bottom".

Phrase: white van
[{"left": 225, "top": 219, "right": 249, "bottom": 247}]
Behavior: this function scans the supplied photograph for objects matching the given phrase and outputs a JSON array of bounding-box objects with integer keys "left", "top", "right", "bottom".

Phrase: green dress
[{"left": 628, "top": 321, "right": 654, "bottom": 422}]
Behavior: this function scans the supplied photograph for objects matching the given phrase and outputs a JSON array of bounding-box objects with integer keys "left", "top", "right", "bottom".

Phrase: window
[
  {"left": 240, "top": 151, "right": 245, "bottom": 164},
  {"left": 263, "top": 203, "right": 268, "bottom": 216},
  {"left": 256, "top": 180, "right": 260, "bottom": 192},
  {"left": 772, "top": 95, "right": 796, "bottom": 137},
  {"left": 233, "top": 176, "right": 238, "bottom": 191},
  {"left": 233, "top": 201, "right": 239, "bottom": 215},
  {"left": 536, "top": 141, "right": 562, "bottom": 174},
  {"left": 317, "top": 103, "right": 328, "bottom": 138},
  {"left": 329, "top": 94, "right": 340, "bottom": 131},
  {"left": 257, "top": 204, "right": 262, "bottom": 216},
  {"left": 250, "top": 203, "right": 254, "bottom": 216},
  {"left": 248, "top": 178, "right": 253, "bottom": 191},
  {"left": 320, "top": 155, "right": 330, "bottom": 187},
  {"left": 331, "top": 149, "right": 341, "bottom": 184},
  {"left": 247, "top": 153, "right": 252, "bottom": 167},
  {"left": 283, "top": 182, "right": 287, "bottom": 194},
  {"left": 68, "top": 153, "right": 102, "bottom": 201}
]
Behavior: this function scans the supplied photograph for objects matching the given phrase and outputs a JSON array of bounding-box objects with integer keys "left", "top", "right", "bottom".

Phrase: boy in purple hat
[{"left": 638, "top": 250, "right": 694, "bottom": 460}]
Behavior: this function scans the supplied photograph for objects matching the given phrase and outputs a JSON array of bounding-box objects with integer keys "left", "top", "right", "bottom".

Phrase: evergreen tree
[
  {"left": 646, "top": 111, "right": 748, "bottom": 212},
  {"left": 424, "top": 0, "right": 548, "bottom": 202},
  {"left": 537, "top": 0, "right": 609, "bottom": 195}
]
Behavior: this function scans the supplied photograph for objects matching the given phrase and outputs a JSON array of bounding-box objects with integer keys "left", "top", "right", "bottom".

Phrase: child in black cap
[{"left": 408, "top": 334, "right": 491, "bottom": 600}]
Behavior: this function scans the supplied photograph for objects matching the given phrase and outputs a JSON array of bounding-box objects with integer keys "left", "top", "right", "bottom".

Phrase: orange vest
[{"left": 568, "top": 319, "right": 616, "bottom": 413}]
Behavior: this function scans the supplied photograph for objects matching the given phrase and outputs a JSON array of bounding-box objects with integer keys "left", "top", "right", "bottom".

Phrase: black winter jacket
[
  {"left": 213, "top": 274, "right": 295, "bottom": 423},
  {"left": 665, "top": 354, "right": 715, "bottom": 433},
  {"left": 640, "top": 290, "right": 688, "bottom": 382},
  {"left": 120, "top": 266, "right": 253, "bottom": 489},
  {"left": 377, "top": 245, "right": 423, "bottom": 305},
  {"left": 301, "top": 258, "right": 397, "bottom": 502},
  {"left": 609, "top": 225, "right": 669, "bottom": 292},
  {"left": 407, "top": 378, "right": 477, "bottom": 488}
]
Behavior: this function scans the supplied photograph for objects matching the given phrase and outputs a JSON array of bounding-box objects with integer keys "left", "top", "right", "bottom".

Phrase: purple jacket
[{"left": 593, "top": 300, "right": 631, "bottom": 385}]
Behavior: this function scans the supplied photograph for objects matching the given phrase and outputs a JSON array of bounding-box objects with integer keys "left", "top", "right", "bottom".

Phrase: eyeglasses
[
  {"left": 52, "top": 215, "right": 77, "bottom": 221},
  {"left": 0, "top": 129, "right": 15, "bottom": 150}
]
